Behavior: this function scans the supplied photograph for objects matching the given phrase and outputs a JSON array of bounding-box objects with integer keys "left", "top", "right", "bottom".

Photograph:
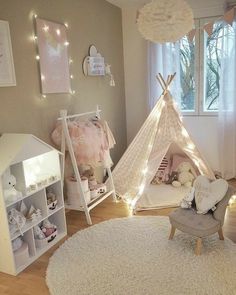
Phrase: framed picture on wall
[
  {"left": 35, "top": 18, "right": 71, "bottom": 94},
  {"left": 0, "top": 20, "right": 16, "bottom": 87}
]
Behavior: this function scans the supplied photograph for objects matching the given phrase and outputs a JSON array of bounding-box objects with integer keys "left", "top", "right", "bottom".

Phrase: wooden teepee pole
[
  {"left": 158, "top": 73, "right": 167, "bottom": 89},
  {"left": 156, "top": 75, "right": 165, "bottom": 91},
  {"left": 168, "top": 73, "right": 176, "bottom": 86}
]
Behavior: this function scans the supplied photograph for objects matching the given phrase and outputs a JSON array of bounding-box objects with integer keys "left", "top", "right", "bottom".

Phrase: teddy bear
[
  {"left": 41, "top": 219, "right": 57, "bottom": 237},
  {"left": 2, "top": 173, "right": 22, "bottom": 203},
  {"left": 81, "top": 167, "right": 97, "bottom": 187},
  {"left": 172, "top": 162, "right": 197, "bottom": 188}
]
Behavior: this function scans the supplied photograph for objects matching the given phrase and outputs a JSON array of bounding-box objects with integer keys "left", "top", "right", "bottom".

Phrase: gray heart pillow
[{"left": 194, "top": 175, "right": 228, "bottom": 214}]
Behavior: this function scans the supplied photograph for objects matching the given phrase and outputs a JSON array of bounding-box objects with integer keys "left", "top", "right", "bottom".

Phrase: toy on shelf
[
  {"left": 80, "top": 166, "right": 107, "bottom": 199},
  {"left": 26, "top": 205, "right": 42, "bottom": 222},
  {"left": 2, "top": 174, "right": 22, "bottom": 204},
  {"left": 8, "top": 208, "right": 26, "bottom": 236},
  {"left": 90, "top": 183, "right": 107, "bottom": 199},
  {"left": 46, "top": 190, "right": 58, "bottom": 211},
  {"left": 41, "top": 219, "right": 57, "bottom": 237},
  {"left": 33, "top": 225, "right": 45, "bottom": 240},
  {"left": 34, "top": 219, "right": 58, "bottom": 248},
  {"left": 19, "top": 201, "right": 42, "bottom": 223},
  {"left": 25, "top": 175, "right": 58, "bottom": 194},
  {"left": 81, "top": 167, "right": 96, "bottom": 187}
]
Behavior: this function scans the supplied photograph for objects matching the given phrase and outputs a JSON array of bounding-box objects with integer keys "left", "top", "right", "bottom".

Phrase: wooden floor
[{"left": 1, "top": 186, "right": 236, "bottom": 294}]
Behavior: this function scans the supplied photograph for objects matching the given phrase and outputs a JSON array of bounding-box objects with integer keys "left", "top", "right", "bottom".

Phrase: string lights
[
  {"left": 229, "top": 195, "right": 236, "bottom": 206},
  {"left": 32, "top": 14, "right": 75, "bottom": 98},
  {"left": 181, "top": 128, "right": 188, "bottom": 138}
]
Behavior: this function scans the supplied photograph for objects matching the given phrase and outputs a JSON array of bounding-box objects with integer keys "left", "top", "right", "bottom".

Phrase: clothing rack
[{"left": 58, "top": 106, "right": 116, "bottom": 225}]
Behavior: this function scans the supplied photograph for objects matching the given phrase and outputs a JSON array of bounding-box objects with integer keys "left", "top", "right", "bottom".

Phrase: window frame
[
  {"left": 180, "top": 19, "right": 199, "bottom": 117},
  {"left": 199, "top": 16, "right": 219, "bottom": 116},
  {"left": 181, "top": 17, "right": 220, "bottom": 117}
]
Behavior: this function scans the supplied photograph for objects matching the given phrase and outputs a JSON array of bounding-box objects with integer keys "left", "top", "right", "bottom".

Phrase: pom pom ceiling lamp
[{"left": 137, "top": 0, "right": 194, "bottom": 43}]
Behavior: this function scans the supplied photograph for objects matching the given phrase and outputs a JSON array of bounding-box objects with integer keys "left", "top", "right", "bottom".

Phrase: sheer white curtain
[
  {"left": 218, "top": 22, "right": 236, "bottom": 180},
  {"left": 147, "top": 41, "right": 181, "bottom": 110}
]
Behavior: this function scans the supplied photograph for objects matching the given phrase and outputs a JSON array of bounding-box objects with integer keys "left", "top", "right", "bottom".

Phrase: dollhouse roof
[{"left": 0, "top": 134, "right": 61, "bottom": 175}]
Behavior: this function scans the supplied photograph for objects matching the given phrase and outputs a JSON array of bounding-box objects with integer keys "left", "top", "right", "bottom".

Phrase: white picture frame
[{"left": 0, "top": 20, "right": 16, "bottom": 87}]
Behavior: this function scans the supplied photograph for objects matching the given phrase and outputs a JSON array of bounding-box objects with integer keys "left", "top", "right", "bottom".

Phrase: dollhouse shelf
[{"left": 0, "top": 134, "right": 67, "bottom": 276}]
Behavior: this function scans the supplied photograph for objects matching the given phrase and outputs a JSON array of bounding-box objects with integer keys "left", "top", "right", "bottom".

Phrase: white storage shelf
[{"left": 0, "top": 134, "right": 67, "bottom": 276}]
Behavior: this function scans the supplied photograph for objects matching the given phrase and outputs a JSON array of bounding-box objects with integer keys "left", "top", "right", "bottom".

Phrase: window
[
  {"left": 179, "top": 35, "right": 196, "bottom": 112},
  {"left": 179, "top": 17, "right": 231, "bottom": 115}
]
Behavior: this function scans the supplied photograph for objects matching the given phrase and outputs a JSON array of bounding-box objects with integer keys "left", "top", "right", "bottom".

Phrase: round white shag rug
[{"left": 47, "top": 216, "right": 236, "bottom": 295}]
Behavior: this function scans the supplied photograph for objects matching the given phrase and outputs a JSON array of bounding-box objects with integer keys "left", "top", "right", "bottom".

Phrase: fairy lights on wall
[{"left": 32, "top": 14, "right": 75, "bottom": 99}]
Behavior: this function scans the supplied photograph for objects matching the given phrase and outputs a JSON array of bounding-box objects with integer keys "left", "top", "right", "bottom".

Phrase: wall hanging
[
  {"left": 0, "top": 20, "right": 16, "bottom": 87},
  {"left": 136, "top": 0, "right": 194, "bottom": 43},
  {"left": 35, "top": 18, "right": 71, "bottom": 94},
  {"left": 83, "top": 45, "right": 115, "bottom": 86}
]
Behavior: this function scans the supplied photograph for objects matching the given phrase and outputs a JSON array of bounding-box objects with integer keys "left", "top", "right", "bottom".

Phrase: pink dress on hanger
[{"left": 51, "top": 119, "right": 115, "bottom": 167}]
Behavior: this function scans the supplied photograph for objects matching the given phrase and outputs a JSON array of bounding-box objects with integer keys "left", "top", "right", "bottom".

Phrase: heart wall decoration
[{"left": 137, "top": 0, "right": 194, "bottom": 43}]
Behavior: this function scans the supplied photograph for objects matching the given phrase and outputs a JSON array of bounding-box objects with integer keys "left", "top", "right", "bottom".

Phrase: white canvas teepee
[{"left": 112, "top": 73, "right": 215, "bottom": 210}]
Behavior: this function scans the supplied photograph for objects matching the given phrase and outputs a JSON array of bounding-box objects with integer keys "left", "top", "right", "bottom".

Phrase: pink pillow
[{"left": 171, "top": 154, "right": 197, "bottom": 174}]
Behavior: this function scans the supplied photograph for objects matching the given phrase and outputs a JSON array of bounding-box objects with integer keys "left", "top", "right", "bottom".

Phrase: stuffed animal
[
  {"left": 165, "top": 171, "right": 178, "bottom": 184},
  {"left": 172, "top": 162, "right": 197, "bottom": 188},
  {"left": 180, "top": 187, "right": 195, "bottom": 208},
  {"left": 46, "top": 191, "right": 57, "bottom": 205},
  {"left": 41, "top": 219, "right": 57, "bottom": 237},
  {"left": 46, "top": 190, "right": 58, "bottom": 210},
  {"left": 82, "top": 167, "right": 94, "bottom": 180},
  {"left": 81, "top": 167, "right": 97, "bottom": 187},
  {"left": 2, "top": 174, "right": 22, "bottom": 203},
  {"left": 33, "top": 225, "right": 45, "bottom": 240}
]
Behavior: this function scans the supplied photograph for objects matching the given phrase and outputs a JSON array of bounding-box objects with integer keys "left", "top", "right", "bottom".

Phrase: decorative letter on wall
[
  {"left": 0, "top": 20, "right": 16, "bottom": 87},
  {"left": 35, "top": 18, "right": 71, "bottom": 94}
]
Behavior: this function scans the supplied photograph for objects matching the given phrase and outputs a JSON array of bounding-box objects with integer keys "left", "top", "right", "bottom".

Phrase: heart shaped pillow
[{"left": 194, "top": 176, "right": 228, "bottom": 214}]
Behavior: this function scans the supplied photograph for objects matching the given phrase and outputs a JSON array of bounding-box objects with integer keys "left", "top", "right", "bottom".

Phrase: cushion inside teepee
[
  {"left": 138, "top": 142, "right": 200, "bottom": 209},
  {"left": 151, "top": 142, "right": 199, "bottom": 186}
]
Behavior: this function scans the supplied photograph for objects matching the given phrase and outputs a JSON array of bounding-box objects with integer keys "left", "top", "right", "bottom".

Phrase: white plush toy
[
  {"left": 2, "top": 174, "right": 22, "bottom": 203},
  {"left": 180, "top": 187, "right": 195, "bottom": 208},
  {"left": 42, "top": 219, "right": 57, "bottom": 237},
  {"left": 33, "top": 225, "right": 45, "bottom": 240},
  {"left": 172, "top": 162, "right": 197, "bottom": 188}
]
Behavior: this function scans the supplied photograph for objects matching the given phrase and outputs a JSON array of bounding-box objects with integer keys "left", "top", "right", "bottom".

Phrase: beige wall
[{"left": 0, "top": 0, "right": 126, "bottom": 164}]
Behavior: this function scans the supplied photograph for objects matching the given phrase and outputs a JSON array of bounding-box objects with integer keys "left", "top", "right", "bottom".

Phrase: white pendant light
[{"left": 137, "top": 0, "right": 194, "bottom": 43}]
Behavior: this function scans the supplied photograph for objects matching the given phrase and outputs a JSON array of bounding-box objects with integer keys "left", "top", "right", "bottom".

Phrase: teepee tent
[{"left": 112, "top": 73, "right": 215, "bottom": 211}]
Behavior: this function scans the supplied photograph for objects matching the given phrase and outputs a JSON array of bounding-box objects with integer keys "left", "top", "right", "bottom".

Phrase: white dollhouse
[{"left": 0, "top": 134, "right": 67, "bottom": 275}]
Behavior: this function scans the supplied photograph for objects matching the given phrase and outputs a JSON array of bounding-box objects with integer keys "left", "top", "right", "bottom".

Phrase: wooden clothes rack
[{"left": 58, "top": 106, "right": 116, "bottom": 225}]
